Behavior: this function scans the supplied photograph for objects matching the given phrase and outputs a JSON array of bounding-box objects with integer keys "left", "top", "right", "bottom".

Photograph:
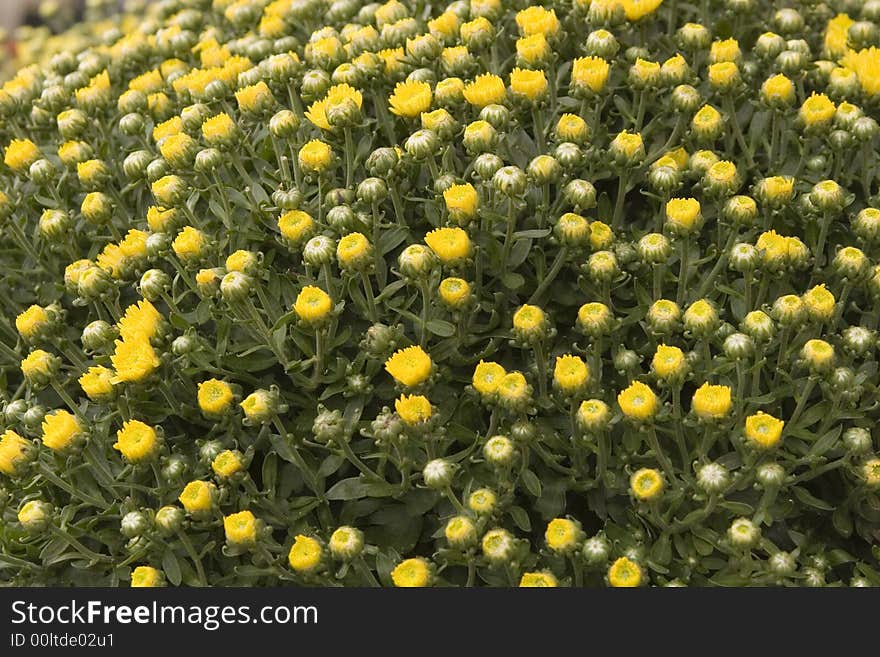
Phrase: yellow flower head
[
  {"left": 652, "top": 344, "right": 687, "bottom": 382},
  {"left": 517, "top": 33, "right": 550, "bottom": 65},
  {"left": 571, "top": 56, "right": 610, "bottom": 94},
  {"left": 630, "top": 58, "right": 661, "bottom": 87},
  {"left": 198, "top": 379, "right": 235, "bottom": 416},
  {"left": 288, "top": 534, "right": 323, "bottom": 573},
  {"left": 172, "top": 226, "right": 206, "bottom": 262},
  {"left": 515, "top": 6, "right": 559, "bottom": 37},
  {"left": 556, "top": 113, "right": 589, "bottom": 143},
  {"left": 110, "top": 336, "right": 160, "bottom": 384},
  {"left": 388, "top": 80, "right": 432, "bottom": 118},
  {"left": 201, "top": 112, "right": 238, "bottom": 146},
  {"left": 0, "top": 430, "right": 33, "bottom": 477},
  {"left": 147, "top": 206, "right": 177, "bottom": 233},
  {"left": 21, "top": 349, "right": 57, "bottom": 384},
  {"left": 395, "top": 394, "right": 432, "bottom": 426},
  {"left": 391, "top": 557, "right": 432, "bottom": 587},
  {"left": 631, "top": 468, "right": 664, "bottom": 501},
  {"left": 278, "top": 210, "right": 315, "bottom": 246},
  {"left": 78, "top": 365, "right": 116, "bottom": 401},
  {"left": 744, "top": 411, "right": 784, "bottom": 449},
  {"left": 841, "top": 47, "right": 880, "bottom": 97},
  {"left": 4, "top": 138, "right": 40, "bottom": 172},
  {"left": 576, "top": 399, "right": 611, "bottom": 433},
  {"left": 498, "top": 371, "right": 531, "bottom": 406},
  {"left": 468, "top": 488, "right": 497, "bottom": 514},
  {"left": 294, "top": 286, "right": 333, "bottom": 325},
  {"left": 224, "top": 510, "right": 258, "bottom": 546},
  {"left": 472, "top": 360, "right": 506, "bottom": 397},
  {"left": 235, "top": 80, "right": 275, "bottom": 113},
  {"left": 435, "top": 77, "right": 465, "bottom": 105},
  {"left": 709, "top": 61, "right": 739, "bottom": 89},
  {"left": 114, "top": 419, "right": 160, "bottom": 463},
  {"left": 299, "top": 139, "right": 333, "bottom": 173},
  {"left": 825, "top": 14, "right": 855, "bottom": 58},
  {"left": 618, "top": 381, "right": 659, "bottom": 421},
  {"left": 863, "top": 458, "right": 880, "bottom": 488},
  {"left": 179, "top": 480, "right": 217, "bottom": 515},
  {"left": 520, "top": 571, "right": 558, "bottom": 587},
  {"left": 385, "top": 346, "right": 433, "bottom": 387},
  {"left": 665, "top": 197, "right": 702, "bottom": 233},
  {"left": 608, "top": 556, "right": 643, "bottom": 587},
  {"left": 118, "top": 299, "right": 163, "bottom": 342},
  {"left": 336, "top": 232, "right": 372, "bottom": 269},
  {"left": 443, "top": 183, "right": 479, "bottom": 221},
  {"left": 761, "top": 74, "right": 795, "bottom": 106},
  {"left": 623, "top": 0, "right": 664, "bottom": 21},
  {"left": 16, "top": 305, "right": 50, "bottom": 341},
  {"left": 709, "top": 38, "right": 741, "bottom": 64},
  {"left": 803, "top": 284, "right": 836, "bottom": 322},
  {"left": 463, "top": 73, "right": 506, "bottom": 108},
  {"left": 444, "top": 515, "right": 477, "bottom": 548},
  {"left": 153, "top": 116, "right": 183, "bottom": 142},
  {"left": 610, "top": 130, "right": 645, "bottom": 162},
  {"left": 424, "top": 227, "right": 472, "bottom": 264},
  {"left": 799, "top": 93, "right": 836, "bottom": 128},
  {"left": 545, "top": 518, "right": 583, "bottom": 553},
  {"left": 692, "top": 383, "right": 733, "bottom": 420},
  {"left": 159, "top": 132, "right": 196, "bottom": 167},
  {"left": 553, "top": 355, "right": 590, "bottom": 394},
  {"left": 802, "top": 338, "right": 835, "bottom": 372},
  {"left": 131, "top": 566, "right": 164, "bottom": 588},
  {"left": 509, "top": 68, "right": 548, "bottom": 101},
  {"left": 438, "top": 277, "right": 472, "bottom": 309},
  {"left": 42, "top": 410, "right": 83, "bottom": 452},
  {"left": 428, "top": 11, "right": 460, "bottom": 40},
  {"left": 307, "top": 84, "right": 364, "bottom": 130}
]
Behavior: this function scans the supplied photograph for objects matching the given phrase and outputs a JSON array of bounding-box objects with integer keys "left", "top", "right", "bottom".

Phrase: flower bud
[
  {"left": 18, "top": 500, "right": 53, "bottom": 535},
  {"left": 484, "top": 434, "right": 518, "bottom": 467},
  {"left": 423, "top": 458, "right": 454, "bottom": 488},
  {"left": 121, "top": 510, "right": 151, "bottom": 538},
  {"left": 155, "top": 505, "right": 184, "bottom": 536}
]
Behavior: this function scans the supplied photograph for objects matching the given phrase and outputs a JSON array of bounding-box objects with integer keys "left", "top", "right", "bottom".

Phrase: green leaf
[
  {"left": 520, "top": 469, "right": 542, "bottom": 497},
  {"left": 791, "top": 485, "right": 834, "bottom": 511},
  {"left": 514, "top": 229, "right": 552, "bottom": 239},
  {"left": 326, "top": 477, "right": 371, "bottom": 500},
  {"left": 501, "top": 272, "right": 525, "bottom": 289},
  {"left": 650, "top": 534, "right": 672, "bottom": 565},
  {"left": 509, "top": 506, "right": 531, "bottom": 532},
  {"left": 807, "top": 426, "right": 842, "bottom": 457},
  {"left": 162, "top": 550, "right": 182, "bottom": 586},
  {"left": 426, "top": 319, "right": 455, "bottom": 337}
]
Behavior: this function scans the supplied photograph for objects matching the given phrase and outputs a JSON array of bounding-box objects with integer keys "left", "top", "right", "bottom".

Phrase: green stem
[
  {"left": 177, "top": 529, "right": 208, "bottom": 586},
  {"left": 528, "top": 247, "right": 567, "bottom": 304}
]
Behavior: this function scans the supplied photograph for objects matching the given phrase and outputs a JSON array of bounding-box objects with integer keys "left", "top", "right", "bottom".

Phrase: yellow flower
[
  {"left": 744, "top": 411, "right": 785, "bottom": 449},
  {"left": 336, "top": 232, "right": 372, "bottom": 269},
  {"left": 288, "top": 534, "right": 323, "bottom": 573},
  {"left": 0, "top": 430, "right": 32, "bottom": 477},
  {"left": 391, "top": 557, "right": 432, "bottom": 587},
  {"left": 147, "top": 206, "right": 177, "bottom": 233},
  {"left": 863, "top": 459, "right": 880, "bottom": 488},
  {"left": 294, "top": 286, "right": 333, "bottom": 325},
  {"left": 556, "top": 113, "right": 589, "bottom": 143},
  {"left": 152, "top": 116, "right": 182, "bottom": 142},
  {"left": 652, "top": 344, "right": 687, "bottom": 381},
  {"left": 608, "top": 556, "right": 642, "bottom": 587},
  {"left": 424, "top": 227, "right": 472, "bottom": 264},
  {"left": 385, "top": 346, "right": 433, "bottom": 387},
  {"left": 509, "top": 67, "right": 547, "bottom": 101},
  {"left": 306, "top": 84, "right": 364, "bottom": 130},
  {"left": 438, "top": 277, "right": 471, "bottom": 309},
  {"left": 172, "top": 226, "right": 206, "bottom": 262},
  {"left": 520, "top": 571, "right": 558, "bottom": 587},
  {"left": 435, "top": 77, "right": 465, "bottom": 104},
  {"left": 299, "top": 139, "right": 333, "bottom": 173},
  {"left": 16, "top": 305, "right": 49, "bottom": 341},
  {"left": 198, "top": 379, "right": 234, "bottom": 416},
  {"left": 571, "top": 56, "right": 610, "bottom": 93},
  {"left": 825, "top": 14, "right": 855, "bottom": 58},
  {"left": 498, "top": 371, "right": 531, "bottom": 406},
  {"left": 692, "top": 383, "right": 733, "bottom": 420},
  {"left": 463, "top": 73, "right": 506, "bottom": 108},
  {"left": 709, "top": 38, "right": 741, "bottom": 64},
  {"left": 21, "top": 349, "right": 57, "bottom": 384},
  {"left": 118, "top": 299, "right": 163, "bottom": 342},
  {"left": 113, "top": 419, "right": 160, "bottom": 463},
  {"left": 131, "top": 566, "right": 164, "bottom": 588},
  {"left": 610, "top": 130, "right": 645, "bottom": 162},
  {"left": 631, "top": 468, "right": 664, "bottom": 501},
  {"left": 428, "top": 11, "right": 460, "bottom": 40},
  {"left": 708, "top": 61, "right": 739, "bottom": 89},
  {"left": 512, "top": 304, "right": 547, "bottom": 339},
  {"left": 443, "top": 183, "right": 479, "bottom": 221},
  {"left": 58, "top": 140, "right": 92, "bottom": 167},
  {"left": 213, "top": 450, "right": 245, "bottom": 478},
  {"left": 78, "top": 365, "right": 115, "bottom": 401},
  {"left": 110, "top": 336, "right": 160, "bottom": 384},
  {"left": 179, "top": 480, "right": 217, "bottom": 515},
  {"left": 4, "top": 138, "right": 40, "bottom": 172},
  {"left": 617, "top": 381, "right": 659, "bottom": 421},
  {"left": 623, "top": 0, "right": 664, "bottom": 21},
  {"left": 395, "top": 394, "right": 432, "bottom": 425},
  {"left": 241, "top": 390, "right": 273, "bottom": 422},
  {"left": 40, "top": 410, "right": 82, "bottom": 453},
  {"left": 545, "top": 518, "right": 582, "bottom": 553},
  {"left": 553, "top": 355, "right": 589, "bottom": 394},
  {"left": 515, "top": 6, "right": 559, "bottom": 37},
  {"left": 472, "top": 360, "right": 506, "bottom": 396},
  {"left": 802, "top": 338, "right": 835, "bottom": 372},
  {"left": 201, "top": 112, "right": 238, "bottom": 146},
  {"left": 224, "top": 510, "right": 258, "bottom": 546},
  {"left": 235, "top": 80, "right": 274, "bottom": 113},
  {"left": 803, "top": 284, "right": 836, "bottom": 322},
  {"left": 377, "top": 47, "right": 405, "bottom": 75},
  {"left": 468, "top": 488, "right": 497, "bottom": 514},
  {"left": 799, "top": 93, "right": 836, "bottom": 128},
  {"left": 841, "top": 47, "right": 880, "bottom": 97},
  {"left": 630, "top": 58, "right": 661, "bottom": 86},
  {"left": 159, "top": 132, "right": 196, "bottom": 167},
  {"left": 516, "top": 33, "right": 549, "bottom": 66},
  {"left": 761, "top": 74, "right": 795, "bottom": 106},
  {"left": 576, "top": 399, "right": 610, "bottom": 432},
  {"left": 388, "top": 80, "right": 432, "bottom": 118},
  {"left": 665, "top": 197, "right": 702, "bottom": 233},
  {"left": 278, "top": 210, "right": 315, "bottom": 246}
]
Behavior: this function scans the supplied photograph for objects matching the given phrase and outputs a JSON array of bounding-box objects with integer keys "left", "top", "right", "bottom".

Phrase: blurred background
[{"left": 1, "top": 0, "right": 138, "bottom": 79}]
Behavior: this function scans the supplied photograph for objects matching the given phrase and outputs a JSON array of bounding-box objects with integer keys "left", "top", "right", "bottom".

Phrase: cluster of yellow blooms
[{"left": 2, "top": 0, "right": 880, "bottom": 588}]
